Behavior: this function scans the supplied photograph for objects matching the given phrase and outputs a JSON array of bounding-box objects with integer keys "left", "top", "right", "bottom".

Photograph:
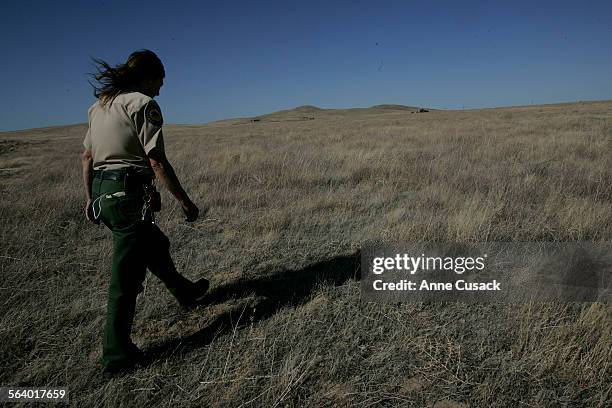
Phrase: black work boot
[
  {"left": 102, "top": 348, "right": 145, "bottom": 379},
  {"left": 177, "top": 278, "right": 210, "bottom": 310}
]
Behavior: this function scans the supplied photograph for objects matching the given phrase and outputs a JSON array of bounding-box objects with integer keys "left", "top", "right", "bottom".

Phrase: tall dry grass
[{"left": 0, "top": 101, "right": 610, "bottom": 407}]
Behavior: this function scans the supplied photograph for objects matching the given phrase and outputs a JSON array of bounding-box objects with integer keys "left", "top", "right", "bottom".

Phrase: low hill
[
  {"left": 209, "top": 103, "right": 432, "bottom": 125},
  {"left": 294, "top": 105, "right": 324, "bottom": 112},
  {"left": 370, "top": 104, "right": 419, "bottom": 110}
]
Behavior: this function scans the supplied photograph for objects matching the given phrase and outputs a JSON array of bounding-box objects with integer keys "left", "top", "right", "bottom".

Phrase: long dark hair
[{"left": 89, "top": 49, "right": 165, "bottom": 105}]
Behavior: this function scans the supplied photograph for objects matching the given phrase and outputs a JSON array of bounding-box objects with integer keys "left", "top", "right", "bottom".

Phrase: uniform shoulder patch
[{"left": 145, "top": 101, "right": 164, "bottom": 127}]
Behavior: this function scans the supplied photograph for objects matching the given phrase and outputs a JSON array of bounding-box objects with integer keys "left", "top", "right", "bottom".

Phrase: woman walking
[{"left": 82, "top": 50, "right": 209, "bottom": 377}]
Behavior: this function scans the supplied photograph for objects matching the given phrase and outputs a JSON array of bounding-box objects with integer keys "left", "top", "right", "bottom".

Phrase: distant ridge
[
  {"left": 208, "top": 103, "right": 434, "bottom": 125},
  {"left": 294, "top": 105, "right": 323, "bottom": 112},
  {"left": 267, "top": 104, "right": 425, "bottom": 117},
  {"left": 370, "top": 104, "right": 416, "bottom": 110}
]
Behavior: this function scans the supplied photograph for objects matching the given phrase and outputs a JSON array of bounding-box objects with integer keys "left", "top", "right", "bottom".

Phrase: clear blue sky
[{"left": 1, "top": 0, "right": 611, "bottom": 131}]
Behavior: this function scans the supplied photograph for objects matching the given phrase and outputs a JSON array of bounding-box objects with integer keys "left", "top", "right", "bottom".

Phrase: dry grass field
[{"left": 0, "top": 101, "right": 611, "bottom": 407}]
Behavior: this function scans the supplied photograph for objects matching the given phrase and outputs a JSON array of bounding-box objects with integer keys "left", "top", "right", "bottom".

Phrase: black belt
[{"left": 93, "top": 169, "right": 152, "bottom": 183}]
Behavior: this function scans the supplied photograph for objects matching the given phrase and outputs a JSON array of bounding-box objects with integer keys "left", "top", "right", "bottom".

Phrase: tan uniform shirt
[{"left": 83, "top": 92, "right": 164, "bottom": 174}]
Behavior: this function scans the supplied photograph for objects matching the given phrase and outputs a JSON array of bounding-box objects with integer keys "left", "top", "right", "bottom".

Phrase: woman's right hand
[{"left": 85, "top": 199, "right": 98, "bottom": 224}]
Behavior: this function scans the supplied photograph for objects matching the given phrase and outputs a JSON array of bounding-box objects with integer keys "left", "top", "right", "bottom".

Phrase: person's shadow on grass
[{"left": 142, "top": 250, "right": 361, "bottom": 363}]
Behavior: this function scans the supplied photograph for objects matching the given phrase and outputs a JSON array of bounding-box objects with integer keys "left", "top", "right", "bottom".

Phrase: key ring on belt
[{"left": 142, "top": 184, "right": 156, "bottom": 224}]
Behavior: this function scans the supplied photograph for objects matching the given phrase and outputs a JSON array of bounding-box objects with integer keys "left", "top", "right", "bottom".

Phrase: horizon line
[{"left": 1, "top": 98, "right": 610, "bottom": 134}]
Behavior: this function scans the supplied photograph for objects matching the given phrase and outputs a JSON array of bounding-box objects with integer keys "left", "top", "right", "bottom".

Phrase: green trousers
[{"left": 92, "top": 177, "right": 194, "bottom": 368}]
